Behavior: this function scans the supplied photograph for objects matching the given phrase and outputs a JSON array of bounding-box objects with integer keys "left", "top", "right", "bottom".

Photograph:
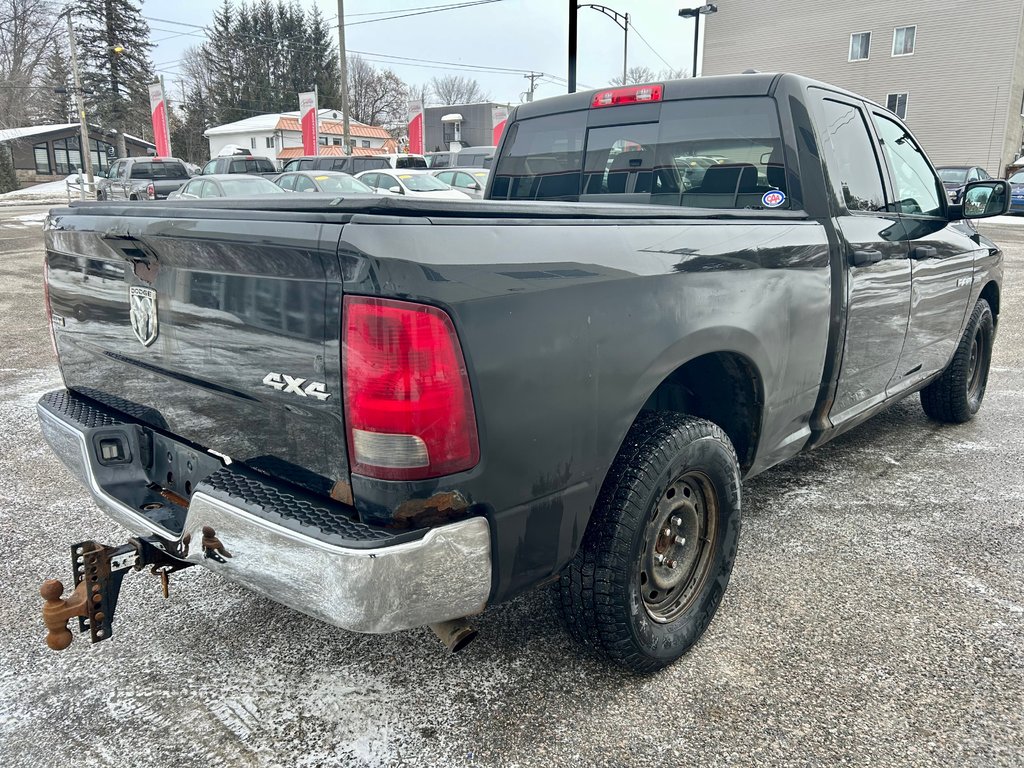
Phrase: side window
[
  {"left": 298, "top": 159, "right": 314, "bottom": 170},
  {"left": 278, "top": 174, "right": 296, "bottom": 191},
  {"left": 200, "top": 181, "right": 219, "bottom": 198},
  {"left": 294, "top": 175, "right": 316, "bottom": 192},
  {"left": 980, "top": 168, "right": 991, "bottom": 180},
  {"left": 455, "top": 172, "right": 476, "bottom": 188},
  {"left": 361, "top": 173, "right": 378, "bottom": 188},
  {"left": 436, "top": 171, "right": 454, "bottom": 185},
  {"left": 330, "top": 159, "right": 350, "bottom": 172},
  {"left": 816, "top": 98, "right": 886, "bottom": 212},
  {"left": 202, "top": 160, "right": 217, "bottom": 175},
  {"left": 872, "top": 112, "right": 944, "bottom": 216},
  {"left": 966, "top": 168, "right": 980, "bottom": 183}
]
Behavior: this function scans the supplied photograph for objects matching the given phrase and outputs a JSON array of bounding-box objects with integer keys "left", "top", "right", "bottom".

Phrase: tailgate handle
[
  {"left": 101, "top": 229, "right": 161, "bottom": 282},
  {"left": 850, "top": 249, "right": 884, "bottom": 266}
]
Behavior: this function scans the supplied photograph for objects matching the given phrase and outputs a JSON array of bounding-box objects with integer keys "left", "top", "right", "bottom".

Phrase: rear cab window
[
  {"left": 396, "top": 156, "right": 428, "bottom": 169},
  {"left": 491, "top": 96, "right": 793, "bottom": 210},
  {"left": 130, "top": 161, "right": 189, "bottom": 180}
]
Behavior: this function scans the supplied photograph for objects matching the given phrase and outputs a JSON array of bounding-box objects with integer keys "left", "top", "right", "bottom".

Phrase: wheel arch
[
  {"left": 636, "top": 350, "right": 765, "bottom": 474},
  {"left": 979, "top": 280, "right": 1000, "bottom": 325}
]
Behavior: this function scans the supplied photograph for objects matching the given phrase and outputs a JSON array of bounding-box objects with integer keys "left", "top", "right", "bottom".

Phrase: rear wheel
[
  {"left": 921, "top": 298, "right": 994, "bottom": 423},
  {"left": 556, "top": 412, "right": 741, "bottom": 673}
]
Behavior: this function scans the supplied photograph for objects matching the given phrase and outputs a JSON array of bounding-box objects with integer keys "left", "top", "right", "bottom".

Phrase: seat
[
  {"left": 605, "top": 149, "right": 653, "bottom": 194},
  {"left": 681, "top": 163, "right": 759, "bottom": 208}
]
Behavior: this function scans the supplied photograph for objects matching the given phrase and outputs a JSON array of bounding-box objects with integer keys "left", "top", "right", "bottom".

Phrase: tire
[
  {"left": 555, "top": 412, "right": 742, "bottom": 673},
  {"left": 920, "top": 298, "right": 994, "bottom": 423}
]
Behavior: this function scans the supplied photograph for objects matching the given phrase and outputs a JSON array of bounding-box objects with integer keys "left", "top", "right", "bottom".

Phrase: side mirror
[
  {"left": 952, "top": 180, "right": 1010, "bottom": 220},
  {"left": 389, "top": 185, "right": 403, "bottom": 194},
  {"left": 468, "top": 181, "right": 481, "bottom": 191}
]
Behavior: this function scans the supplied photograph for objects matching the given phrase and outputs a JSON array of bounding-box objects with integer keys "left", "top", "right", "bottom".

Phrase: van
[{"left": 281, "top": 154, "right": 427, "bottom": 174}]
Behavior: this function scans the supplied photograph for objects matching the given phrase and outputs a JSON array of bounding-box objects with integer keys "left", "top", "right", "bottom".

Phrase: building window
[
  {"left": 361, "top": 140, "right": 370, "bottom": 148},
  {"left": 33, "top": 143, "right": 51, "bottom": 175},
  {"left": 265, "top": 136, "right": 275, "bottom": 149},
  {"left": 318, "top": 136, "right": 328, "bottom": 146},
  {"left": 332, "top": 137, "right": 341, "bottom": 145},
  {"left": 886, "top": 92, "right": 909, "bottom": 119},
  {"left": 892, "top": 26, "right": 916, "bottom": 56},
  {"left": 53, "top": 136, "right": 82, "bottom": 175},
  {"left": 849, "top": 32, "right": 870, "bottom": 61},
  {"left": 249, "top": 137, "right": 257, "bottom": 149}
]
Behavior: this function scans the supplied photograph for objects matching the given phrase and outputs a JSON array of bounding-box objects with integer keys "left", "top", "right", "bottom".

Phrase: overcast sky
[{"left": 147, "top": 0, "right": 705, "bottom": 109}]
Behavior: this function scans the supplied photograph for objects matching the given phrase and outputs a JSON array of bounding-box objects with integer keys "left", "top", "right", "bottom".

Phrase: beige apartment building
[{"left": 701, "top": 0, "right": 1024, "bottom": 176}]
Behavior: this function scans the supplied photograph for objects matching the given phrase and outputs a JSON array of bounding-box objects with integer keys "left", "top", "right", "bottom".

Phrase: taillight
[
  {"left": 591, "top": 84, "right": 663, "bottom": 108},
  {"left": 147, "top": 183, "right": 156, "bottom": 200},
  {"left": 343, "top": 296, "right": 479, "bottom": 481}
]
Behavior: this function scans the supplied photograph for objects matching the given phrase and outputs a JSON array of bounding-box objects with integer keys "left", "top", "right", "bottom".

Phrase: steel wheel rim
[
  {"left": 967, "top": 328, "right": 985, "bottom": 400},
  {"left": 640, "top": 470, "right": 719, "bottom": 624}
]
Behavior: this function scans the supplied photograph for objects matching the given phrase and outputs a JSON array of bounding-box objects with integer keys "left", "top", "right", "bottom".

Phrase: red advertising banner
[
  {"left": 148, "top": 82, "right": 171, "bottom": 157},
  {"left": 491, "top": 105, "right": 509, "bottom": 146},
  {"left": 407, "top": 99, "right": 424, "bottom": 155},
  {"left": 299, "top": 91, "right": 319, "bottom": 155}
]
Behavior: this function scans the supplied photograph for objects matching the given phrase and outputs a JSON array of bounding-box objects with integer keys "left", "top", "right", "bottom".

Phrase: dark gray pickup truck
[{"left": 37, "top": 73, "right": 1009, "bottom": 672}]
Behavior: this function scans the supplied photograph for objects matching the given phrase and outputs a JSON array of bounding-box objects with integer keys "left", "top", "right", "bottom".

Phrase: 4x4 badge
[{"left": 129, "top": 286, "right": 158, "bottom": 346}]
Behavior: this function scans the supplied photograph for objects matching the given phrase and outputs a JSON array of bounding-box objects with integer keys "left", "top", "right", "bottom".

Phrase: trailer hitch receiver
[{"left": 40, "top": 537, "right": 192, "bottom": 651}]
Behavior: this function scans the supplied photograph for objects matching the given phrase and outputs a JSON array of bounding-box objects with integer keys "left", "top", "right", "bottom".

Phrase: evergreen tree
[
  {"left": 0, "top": 144, "right": 18, "bottom": 194},
  {"left": 76, "top": 0, "right": 156, "bottom": 140},
  {"left": 37, "top": 41, "right": 74, "bottom": 125}
]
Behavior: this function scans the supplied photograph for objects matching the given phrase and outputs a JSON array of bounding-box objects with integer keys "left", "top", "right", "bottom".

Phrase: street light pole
[
  {"left": 568, "top": 0, "right": 577, "bottom": 93},
  {"left": 678, "top": 4, "right": 718, "bottom": 78},
  {"left": 65, "top": 12, "right": 94, "bottom": 199},
  {"left": 579, "top": 5, "right": 630, "bottom": 84}
]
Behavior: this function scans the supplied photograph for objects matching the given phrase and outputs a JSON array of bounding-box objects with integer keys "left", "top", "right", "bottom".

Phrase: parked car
[
  {"left": 97, "top": 157, "right": 191, "bottom": 201},
  {"left": 1007, "top": 169, "right": 1024, "bottom": 214},
  {"left": 425, "top": 146, "right": 496, "bottom": 169},
  {"left": 166, "top": 174, "right": 286, "bottom": 200},
  {"left": 431, "top": 168, "right": 490, "bottom": 199},
  {"left": 355, "top": 168, "right": 472, "bottom": 199},
  {"left": 37, "top": 73, "right": 1009, "bottom": 673},
  {"left": 937, "top": 165, "right": 992, "bottom": 203},
  {"left": 199, "top": 155, "right": 278, "bottom": 177},
  {"left": 273, "top": 170, "right": 375, "bottom": 195}
]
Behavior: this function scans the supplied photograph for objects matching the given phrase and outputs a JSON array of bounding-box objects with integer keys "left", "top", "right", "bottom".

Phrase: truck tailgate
[{"left": 44, "top": 208, "right": 349, "bottom": 498}]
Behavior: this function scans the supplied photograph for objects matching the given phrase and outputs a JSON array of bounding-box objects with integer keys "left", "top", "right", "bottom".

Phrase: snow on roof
[
  {"left": 0, "top": 124, "right": 154, "bottom": 147},
  {"left": 0, "top": 124, "right": 78, "bottom": 142},
  {"left": 205, "top": 111, "right": 390, "bottom": 139}
]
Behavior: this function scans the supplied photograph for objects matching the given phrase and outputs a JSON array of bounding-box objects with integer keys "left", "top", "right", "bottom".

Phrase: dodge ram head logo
[
  {"left": 129, "top": 286, "right": 158, "bottom": 346},
  {"left": 262, "top": 372, "right": 331, "bottom": 401}
]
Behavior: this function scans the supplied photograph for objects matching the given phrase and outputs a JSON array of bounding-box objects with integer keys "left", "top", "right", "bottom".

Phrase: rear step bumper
[{"left": 37, "top": 389, "right": 491, "bottom": 634}]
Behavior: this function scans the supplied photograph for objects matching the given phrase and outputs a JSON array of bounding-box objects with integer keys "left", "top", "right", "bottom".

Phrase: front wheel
[
  {"left": 556, "top": 412, "right": 741, "bottom": 673},
  {"left": 920, "top": 298, "right": 994, "bottom": 423}
]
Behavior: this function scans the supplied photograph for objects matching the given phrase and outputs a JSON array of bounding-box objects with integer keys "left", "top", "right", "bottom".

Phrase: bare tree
[
  {"left": 347, "top": 55, "right": 409, "bottom": 127},
  {"left": 407, "top": 81, "right": 430, "bottom": 106},
  {"left": 428, "top": 75, "right": 489, "bottom": 106},
  {"left": 0, "top": 0, "right": 64, "bottom": 128},
  {"left": 608, "top": 65, "right": 657, "bottom": 87}
]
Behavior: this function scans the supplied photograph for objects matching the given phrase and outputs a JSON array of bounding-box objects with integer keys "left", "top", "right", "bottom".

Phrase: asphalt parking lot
[{"left": 1, "top": 204, "right": 1022, "bottom": 767}]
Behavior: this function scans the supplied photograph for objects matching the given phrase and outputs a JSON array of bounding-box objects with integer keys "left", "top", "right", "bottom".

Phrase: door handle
[
  {"left": 912, "top": 245, "right": 938, "bottom": 259},
  {"left": 850, "top": 249, "right": 885, "bottom": 266}
]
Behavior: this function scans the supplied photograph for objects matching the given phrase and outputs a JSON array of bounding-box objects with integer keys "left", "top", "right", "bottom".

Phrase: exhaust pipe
[{"left": 429, "top": 617, "right": 478, "bottom": 653}]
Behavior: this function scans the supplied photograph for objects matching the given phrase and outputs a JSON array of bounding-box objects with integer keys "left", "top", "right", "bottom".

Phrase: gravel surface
[{"left": 1, "top": 205, "right": 1021, "bottom": 767}]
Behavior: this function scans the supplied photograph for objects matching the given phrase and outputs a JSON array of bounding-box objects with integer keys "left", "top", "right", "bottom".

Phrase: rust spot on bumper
[{"left": 394, "top": 491, "right": 471, "bottom": 527}]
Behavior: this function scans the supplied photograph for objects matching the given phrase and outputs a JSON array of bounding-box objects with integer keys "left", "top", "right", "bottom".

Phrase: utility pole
[
  {"left": 66, "top": 12, "right": 94, "bottom": 199},
  {"left": 579, "top": 5, "right": 629, "bottom": 84},
  {"left": 337, "top": 0, "right": 352, "bottom": 155},
  {"left": 523, "top": 72, "right": 541, "bottom": 102},
  {"left": 568, "top": 0, "right": 577, "bottom": 93}
]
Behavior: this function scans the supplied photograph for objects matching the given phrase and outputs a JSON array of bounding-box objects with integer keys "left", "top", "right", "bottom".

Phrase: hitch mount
[{"left": 40, "top": 536, "right": 192, "bottom": 651}]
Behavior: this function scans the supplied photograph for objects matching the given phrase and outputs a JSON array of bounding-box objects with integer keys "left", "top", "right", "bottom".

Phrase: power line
[{"left": 629, "top": 22, "right": 677, "bottom": 73}]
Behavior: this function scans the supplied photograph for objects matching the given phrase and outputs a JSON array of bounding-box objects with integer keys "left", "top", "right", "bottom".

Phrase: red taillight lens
[
  {"left": 591, "top": 84, "right": 664, "bottom": 108},
  {"left": 147, "top": 183, "right": 156, "bottom": 200},
  {"left": 343, "top": 296, "right": 479, "bottom": 480}
]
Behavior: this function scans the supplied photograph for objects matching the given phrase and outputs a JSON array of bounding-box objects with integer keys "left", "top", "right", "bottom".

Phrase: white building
[{"left": 204, "top": 110, "right": 396, "bottom": 163}]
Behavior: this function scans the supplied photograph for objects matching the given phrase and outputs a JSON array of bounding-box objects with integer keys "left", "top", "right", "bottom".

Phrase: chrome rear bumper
[{"left": 37, "top": 390, "right": 491, "bottom": 634}]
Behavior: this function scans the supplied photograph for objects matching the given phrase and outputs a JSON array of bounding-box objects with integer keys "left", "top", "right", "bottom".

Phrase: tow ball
[{"left": 40, "top": 537, "right": 193, "bottom": 651}]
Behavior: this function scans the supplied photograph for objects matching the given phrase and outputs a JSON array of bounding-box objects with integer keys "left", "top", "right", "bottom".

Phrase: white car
[{"left": 355, "top": 169, "right": 472, "bottom": 200}]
